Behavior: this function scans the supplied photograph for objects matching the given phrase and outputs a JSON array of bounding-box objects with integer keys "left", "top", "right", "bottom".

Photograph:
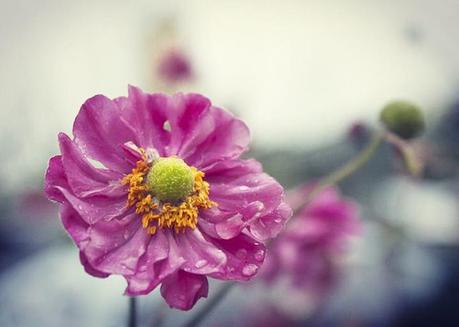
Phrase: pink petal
[
  {"left": 178, "top": 105, "right": 250, "bottom": 170},
  {"left": 173, "top": 229, "right": 226, "bottom": 274},
  {"left": 125, "top": 230, "right": 185, "bottom": 295},
  {"left": 160, "top": 271, "right": 209, "bottom": 310},
  {"left": 73, "top": 94, "right": 137, "bottom": 173},
  {"left": 125, "top": 86, "right": 250, "bottom": 167},
  {"left": 125, "top": 86, "right": 171, "bottom": 154},
  {"left": 44, "top": 156, "right": 67, "bottom": 203},
  {"left": 83, "top": 213, "right": 149, "bottom": 275},
  {"left": 60, "top": 203, "right": 89, "bottom": 247},
  {"left": 249, "top": 201, "right": 292, "bottom": 241},
  {"left": 53, "top": 185, "right": 128, "bottom": 224},
  {"left": 210, "top": 234, "right": 266, "bottom": 281},
  {"left": 59, "top": 133, "right": 125, "bottom": 198},
  {"left": 79, "top": 252, "right": 109, "bottom": 278},
  {"left": 200, "top": 159, "right": 290, "bottom": 241}
]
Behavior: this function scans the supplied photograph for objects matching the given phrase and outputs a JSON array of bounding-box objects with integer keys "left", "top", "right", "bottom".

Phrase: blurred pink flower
[
  {"left": 157, "top": 48, "right": 193, "bottom": 85},
  {"left": 17, "top": 189, "right": 58, "bottom": 221},
  {"left": 44, "top": 85, "right": 290, "bottom": 310},
  {"left": 261, "top": 184, "right": 360, "bottom": 292}
]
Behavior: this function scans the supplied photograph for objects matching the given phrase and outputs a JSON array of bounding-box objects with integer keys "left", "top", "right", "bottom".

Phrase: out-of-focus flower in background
[
  {"left": 157, "top": 48, "right": 194, "bottom": 86},
  {"left": 260, "top": 184, "right": 360, "bottom": 298}
]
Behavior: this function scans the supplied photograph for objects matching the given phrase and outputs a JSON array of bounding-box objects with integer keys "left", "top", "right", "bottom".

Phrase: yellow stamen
[{"left": 122, "top": 151, "right": 216, "bottom": 235}]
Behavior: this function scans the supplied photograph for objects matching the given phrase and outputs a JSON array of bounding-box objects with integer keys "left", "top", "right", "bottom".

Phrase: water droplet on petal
[
  {"left": 195, "top": 259, "right": 208, "bottom": 268},
  {"left": 242, "top": 264, "right": 258, "bottom": 277},
  {"left": 238, "top": 186, "right": 249, "bottom": 191},
  {"left": 254, "top": 249, "right": 265, "bottom": 261},
  {"left": 236, "top": 249, "right": 247, "bottom": 259}
]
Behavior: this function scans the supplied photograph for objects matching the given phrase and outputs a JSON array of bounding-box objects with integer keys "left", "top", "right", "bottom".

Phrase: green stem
[{"left": 300, "top": 131, "right": 384, "bottom": 208}]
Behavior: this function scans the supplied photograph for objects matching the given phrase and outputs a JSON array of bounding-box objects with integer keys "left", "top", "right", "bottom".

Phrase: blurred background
[{"left": 1, "top": 0, "right": 459, "bottom": 326}]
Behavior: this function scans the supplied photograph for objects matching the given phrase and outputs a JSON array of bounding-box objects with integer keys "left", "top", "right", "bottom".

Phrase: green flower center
[{"left": 146, "top": 157, "right": 194, "bottom": 202}]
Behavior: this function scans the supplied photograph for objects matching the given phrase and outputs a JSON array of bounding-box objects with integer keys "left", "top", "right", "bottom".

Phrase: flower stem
[
  {"left": 128, "top": 297, "right": 137, "bottom": 327},
  {"left": 300, "top": 130, "right": 384, "bottom": 208},
  {"left": 184, "top": 282, "right": 235, "bottom": 327}
]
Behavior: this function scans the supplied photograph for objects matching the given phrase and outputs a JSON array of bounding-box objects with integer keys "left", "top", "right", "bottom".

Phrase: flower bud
[{"left": 380, "top": 101, "right": 425, "bottom": 139}]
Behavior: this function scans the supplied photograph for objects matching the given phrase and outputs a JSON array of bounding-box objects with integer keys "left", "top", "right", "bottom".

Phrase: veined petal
[
  {"left": 125, "top": 230, "right": 185, "bottom": 295},
  {"left": 73, "top": 94, "right": 137, "bottom": 173},
  {"left": 59, "top": 133, "right": 125, "bottom": 198},
  {"left": 83, "top": 213, "right": 149, "bottom": 275},
  {"left": 173, "top": 229, "right": 226, "bottom": 275},
  {"left": 160, "top": 271, "right": 209, "bottom": 310},
  {"left": 210, "top": 234, "right": 266, "bottom": 281}
]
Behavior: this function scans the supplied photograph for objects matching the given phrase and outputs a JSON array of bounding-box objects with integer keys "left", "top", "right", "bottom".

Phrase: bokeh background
[{"left": 1, "top": 0, "right": 459, "bottom": 326}]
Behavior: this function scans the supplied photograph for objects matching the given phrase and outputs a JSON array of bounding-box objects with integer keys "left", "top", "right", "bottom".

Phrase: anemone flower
[{"left": 45, "top": 86, "right": 291, "bottom": 310}]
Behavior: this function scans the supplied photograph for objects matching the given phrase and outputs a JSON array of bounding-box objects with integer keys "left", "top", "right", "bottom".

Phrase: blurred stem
[
  {"left": 301, "top": 130, "right": 385, "bottom": 208},
  {"left": 183, "top": 282, "right": 235, "bottom": 327},
  {"left": 128, "top": 297, "right": 137, "bottom": 327}
]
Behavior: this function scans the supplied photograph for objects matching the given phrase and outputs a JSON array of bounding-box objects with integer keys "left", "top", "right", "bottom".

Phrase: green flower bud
[
  {"left": 146, "top": 157, "right": 194, "bottom": 203},
  {"left": 380, "top": 100, "right": 425, "bottom": 139}
]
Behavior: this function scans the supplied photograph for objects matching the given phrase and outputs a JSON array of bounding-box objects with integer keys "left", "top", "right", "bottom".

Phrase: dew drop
[
  {"left": 236, "top": 249, "right": 247, "bottom": 259},
  {"left": 242, "top": 264, "right": 258, "bottom": 277},
  {"left": 195, "top": 259, "right": 208, "bottom": 268},
  {"left": 254, "top": 249, "right": 265, "bottom": 261},
  {"left": 238, "top": 186, "right": 249, "bottom": 191}
]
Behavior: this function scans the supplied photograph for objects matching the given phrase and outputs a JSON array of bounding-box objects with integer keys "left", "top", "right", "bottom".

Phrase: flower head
[
  {"left": 44, "top": 86, "right": 291, "bottom": 310},
  {"left": 157, "top": 48, "right": 193, "bottom": 85},
  {"left": 261, "top": 184, "right": 360, "bottom": 292}
]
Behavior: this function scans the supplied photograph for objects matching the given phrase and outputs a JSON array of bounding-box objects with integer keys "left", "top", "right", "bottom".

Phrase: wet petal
[
  {"left": 83, "top": 213, "right": 149, "bottom": 275},
  {"left": 160, "top": 271, "right": 209, "bottom": 310},
  {"left": 178, "top": 105, "right": 250, "bottom": 170},
  {"left": 125, "top": 230, "right": 185, "bottom": 295},
  {"left": 73, "top": 94, "right": 137, "bottom": 173},
  {"left": 125, "top": 86, "right": 171, "bottom": 154},
  {"left": 53, "top": 186, "right": 128, "bottom": 224},
  {"left": 44, "top": 155, "right": 67, "bottom": 203},
  {"left": 210, "top": 234, "right": 266, "bottom": 281},
  {"left": 173, "top": 229, "right": 226, "bottom": 274},
  {"left": 59, "top": 133, "right": 125, "bottom": 198}
]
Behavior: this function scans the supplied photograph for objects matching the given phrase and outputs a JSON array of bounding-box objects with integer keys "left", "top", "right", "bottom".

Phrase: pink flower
[
  {"left": 44, "top": 86, "right": 291, "bottom": 310},
  {"left": 157, "top": 48, "right": 193, "bottom": 85},
  {"left": 261, "top": 184, "right": 360, "bottom": 291}
]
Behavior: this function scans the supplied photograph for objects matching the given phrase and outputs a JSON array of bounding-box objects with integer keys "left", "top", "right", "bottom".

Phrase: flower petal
[
  {"left": 125, "top": 230, "right": 185, "bottom": 295},
  {"left": 73, "top": 94, "right": 137, "bottom": 173},
  {"left": 125, "top": 86, "right": 250, "bottom": 167},
  {"left": 201, "top": 159, "right": 289, "bottom": 240},
  {"left": 44, "top": 155, "right": 67, "bottom": 203},
  {"left": 173, "top": 229, "right": 226, "bottom": 274},
  {"left": 249, "top": 201, "right": 292, "bottom": 241},
  {"left": 79, "top": 252, "right": 110, "bottom": 278},
  {"left": 53, "top": 186, "right": 128, "bottom": 224},
  {"left": 210, "top": 234, "right": 266, "bottom": 281},
  {"left": 178, "top": 105, "right": 250, "bottom": 170},
  {"left": 60, "top": 203, "right": 89, "bottom": 247},
  {"left": 160, "top": 271, "right": 209, "bottom": 310},
  {"left": 83, "top": 213, "right": 149, "bottom": 275},
  {"left": 58, "top": 133, "right": 125, "bottom": 198},
  {"left": 125, "top": 86, "right": 171, "bottom": 154}
]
